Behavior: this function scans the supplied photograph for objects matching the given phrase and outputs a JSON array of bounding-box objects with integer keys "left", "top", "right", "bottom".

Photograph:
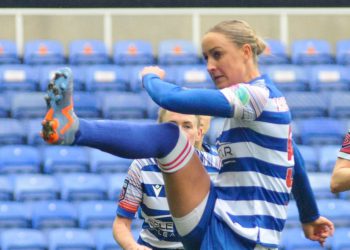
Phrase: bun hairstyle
[{"left": 208, "top": 19, "right": 266, "bottom": 63}]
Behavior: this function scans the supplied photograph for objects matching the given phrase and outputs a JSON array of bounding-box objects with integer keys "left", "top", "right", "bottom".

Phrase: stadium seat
[
  {"left": 291, "top": 39, "right": 334, "bottom": 65},
  {"left": 329, "top": 91, "right": 350, "bottom": 119},
  {"left": 336, "top": 39, "right": 350, "bottom": 65},
  {"left": 318, "top": 145, "right": 340, "bottom": 173},
  {"left": 105, "top": 173, "right": 127, "bottom": 201},
  {"left": 176, "top": 64, "right": 215, "bottom": 89},
  {"left": 264, "top": 64, "right": 309, "bottom": 92},
  {"left": 0, "top": 93, "right": 10, "bottom": 117},
  {"left": 0, "top": 40, "right": 20, "bottom": 64},
  {"left": 100, "top": 92, "right": 147, "bottom": 119},
  {"left": 284, "top": 92, "right": 328, "bottom": 119},
  {"left": 0, "top": 202, "right": 31, "bottom": 228},
  {"left": 89, "top": 148, "right": 132, "bottom": 173},
  {"left": 309, "top": 64, "right": 350, "bottom": 91},
  {"left": 13, "top": 174, "right": 60, "bottom": 201},
  {"left": 48, "top": 228, "right": 95, "bottom": 250},
  {"left": 39, "top": 65, "right": 86, "bottom": 91},
  {"left": 94, "top": 228, "right": 122, "bottom": 250},
  {"left": 26, "top": 118, "right": 45, "bottom": 145},
  {"left": 24, "top": 40, "right": 65, "bottom": 65},
  {"left": 43, "top": 146, "right": 90, "bottom": 174},
  {"left": 0, "top": 64, "right": 38, "bottom": 91},
  {"left": 58, "top": 173, "right": 108, "bottom": 201},
  {"left": 1, "top": 229, "right": 47, "bottom": 250},
  {"left": 113, "top": 40, "right": 154, "bottom": 65},
  {"left": 158, "top": 39, "right": 199, "bottom": 65},
  {"left": 0, "top": 175, "right": 13, "bottom": 200},
  {"left": 205, "top": 117, "right": 225, "bottom": 146},
  {"left": 284, "top": 200, "right": 299, "bottom": 228},
  {"left": 85, "top": 65, "right": 129, "bottom": 92},
  {"left": 78, "top": 200, "right": 117, "bottom": 228},
  {"left": 298, "top": 118, "right": 346, "bottom": 146},
  {"left": 69, "top": 39, "right": 109, "bottom": 65},
  {"left": 296, "top": 145, "right": 319, "bottom": 172},
  {"left": 146, "top": 95, "right": 160, "bottom": 119},
  {"left": 308, "top": 172, "right": 336, "bottom": 199},
  {"left": 73, "top": 91, "right": 100, "bottom": 118},
  {"left": 0, "top": 145, "right": 41, "bottom": 174},
  {"left": 332, "top": 227, "right": 350, "bottom": 250},
  {"left": 280, "top": 227, "right": 328, "bottom": 250},
  {"left": 0, "top": 118, "right": 25, "bottom": 145},
  {"left": 317, "top": 199, "right": 350, "bottom": 227},
  {"left": 258, "top": 39, "right": 289, "bottom": 65},
  {"left": 30, "top": 200, "right": 78, "bottom": 229},
  {"left": 10, "top": 92, "right": 47, "bottom": 119}
]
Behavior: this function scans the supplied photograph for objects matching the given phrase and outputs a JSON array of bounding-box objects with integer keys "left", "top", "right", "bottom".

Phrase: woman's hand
[{"left": 141, "top": 66, "right": 165, "bottom": 80}]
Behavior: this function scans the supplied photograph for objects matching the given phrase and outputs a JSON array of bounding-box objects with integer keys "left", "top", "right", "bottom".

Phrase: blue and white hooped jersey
[
  {"left": 117, "top": 149, "right": 221, "bottom": 249},
  {"left": 214, "top": 75, "right": 295, "bottom": 248}
]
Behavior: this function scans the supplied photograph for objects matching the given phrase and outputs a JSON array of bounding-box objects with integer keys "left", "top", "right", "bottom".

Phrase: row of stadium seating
[
  {"left": 3, "top": 38, "right": 350, "bottom": 66},
  {"left": 1, "top": 91, "right": 350, "bottom": 120},
  {"left": 0, "top": 117, "right": 348, "bottom": 147},
  {"left": 2, "top": 63, "right": 350, "bottom": 92},
  {"left": 0, "top": 144, "right": 342, "bottom": 174}
]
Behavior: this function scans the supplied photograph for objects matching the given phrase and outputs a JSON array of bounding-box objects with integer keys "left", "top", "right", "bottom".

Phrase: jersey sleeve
[
  {"left": 117, "top": 160, "right": 143, "bottom": 219},
  {"left": 143, "top": 74, "right": 233, "bottom": 117},
  {"left": 219, "top": 83, "right": 269, "bottom": 120},
  {"left": 338, "top": 130, "right": 350, "bottom": 160}
]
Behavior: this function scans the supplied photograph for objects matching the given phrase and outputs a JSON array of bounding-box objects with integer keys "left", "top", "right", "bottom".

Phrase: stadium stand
[
  {"left": 89, "top": 148, "right": 132, "bottom": 173},
  {"left": 309, "top": 64, "right": 350, "bottom": 91},
  {"left": 291, "top": 39, "right": 334, "bottom": 65},
  {"left": 336, "top": 39, "right": 350, "bottom": 65},
  {"left": 158, "top": 39, "right": 199, "bottom": 65},
  {"left": 113, "top": 40, "right": 154, "bottom": 65},
  {"left": 0, "top": 40, "right": 20, "bottom": 64},
  {"left": 78, "top": 200, "right": 116, "bottom": 229},
  {"left": 0, "top": 118, "right": 26, "bottom": 145},
  {"left": 48, "top": 228, "right": 95, "bottom": 250},
  {"left": 258, "top": 39, "right": 289, "bottom": 65},
  {"left": 176, "top": 64, "right": 215, "bottom": 89},
  {"left": 23, "top": 40, "right": 65, "bottom": 65},
  {"left": 69, "top": 40, "right": 109, "bottom": 65},
  {"left": 0, "top": 64, "right": 38, "bottom": 91},
  {"left": 0, "top": 202, "right": 31, "bottom": 229},
  {"left": 1, "top": 229, "right": 47, "bottom": 250}
]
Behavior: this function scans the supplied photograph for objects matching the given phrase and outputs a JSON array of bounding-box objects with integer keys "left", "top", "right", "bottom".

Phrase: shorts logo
[
  {"left": 235, "top": 86, "right": 250, "bottom": 105},
  {"left": 119, "top": 179, "right": 129, "bottom": 201}
]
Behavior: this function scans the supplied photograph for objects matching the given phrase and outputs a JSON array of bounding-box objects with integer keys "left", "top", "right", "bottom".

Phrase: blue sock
[{"left": 74, "top": 119, "right": 180, "bottom": 159}]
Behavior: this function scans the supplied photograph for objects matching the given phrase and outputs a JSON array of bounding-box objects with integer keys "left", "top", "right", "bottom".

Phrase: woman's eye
[{"left": 213, "top": 51, "right": 221, "bottom": 59}]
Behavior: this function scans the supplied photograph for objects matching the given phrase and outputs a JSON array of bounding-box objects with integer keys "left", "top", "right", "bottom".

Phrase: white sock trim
[
  {"left": 158, "top": 130, "right": 194, "bottom": 173},
  {"left": 172, "top": 191, "right": 209, "bottom": 236}
]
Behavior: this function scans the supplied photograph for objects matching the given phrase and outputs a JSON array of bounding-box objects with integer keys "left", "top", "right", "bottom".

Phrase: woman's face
[{"left": 202, "top": 32, "right": 247, "bottom": 89}]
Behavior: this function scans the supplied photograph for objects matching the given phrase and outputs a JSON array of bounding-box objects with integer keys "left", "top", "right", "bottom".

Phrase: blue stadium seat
[
  {"left": 298, "top": 118, "right": 346, "bottom": 145},
  {"left": 329, "top": 91, "right": 350, "bottom": 119},
  {"left": 308, "top": 172, "right": 336, "bottom": 199},
  {"left": 105, "top": 173, "right": 127, "bottom": 201},
  {"left": 0, "top": 93, "right": 10, "bottom": 117},
  {"left": 113, "top": 40, "right": 154, "bottom": 65},
  {"left": 48, "top": 228, "right": 95, "bottom": 250},
  {"left": 205, "top": 117, "right": 225, "bottom": 146},
  {"left": 13, "top": 174, "right": 60, "bottom": 201},
  {"left": 89, "top": 148, "right": 132, "bottom": 173},
  {"left": 39, "top": 65, "right": 86, "bottom": 91},
  {"left": 58, "top": 173, "right": 108, "bottom": 201},
  {"left": 69, "top": 39, "right": 109, "bottom": 65},
  {"left": 280, "top": 227, "right": 328, "bottom": 250},
  {"left": 309, "top": 64, "right": 350, "bottom": 91},
  {"left": 146, "top": 95, "right": 160, "bottom": 119},
  {"left": 336, "top": 39, "right": 350, "bottom": 65},
  {"left": 158, "top": 39, "right": 199, "bottom": 65},
  {"left": 43, "top": 146, "right": 89, "bottom": 174},
  {"left": 26, "top": 118, "right": 45, "bottom": 145},
  {"left": 291, "top": 39, "right": 334, "bottom": 65},
  {"left": 258, "top": 39, "right": 289, "bottom": 65},
  {"left": 296, "top": 145, "right": 319, "bottom": 172},
  {"left": 85, "top": 65, "right": 129, "bottom": 91},
  {"left": 264, "top": 64, "right": 309, "bottom": 91},
  {"left": 0, "top": 175, "right": 13, "bottom": 200},
  {"left": 30, "top": 200, "right": 78, "bottom": 229},
  {"left": 94, "top": 228, "right": 122, "bottom": 250},
  {"left": 24, "top": 40, "right": 65, "bottom": 65},
  {"left": 332, "top": 227, "right": 350, "bottom": 250},
  {"left": 78, "top": 200, "right": 116, "bottom": 229},
  {"left": 0, "top": 64, "right": 38, "bottom": 91},
  {"left": 1, "top": 229, "right": 47, "bottom": 250},
  {"left": 176, "top": 64, "right": 214, "bottom": 89},
  {"left": 0, "top": 40, "right": 20, "bottom": 64},
  {"left": 0, "top": 118, "right": 25, "bottom": 145},
  {"left": 317, "top": 199, "right": 350, "bottom": 227},
  {"left": 318, "top": 145, "right": 340, "bottom": 173},
  {"left": 10, "top": 92, "right": 47, "bottom": 119},
  {"left": 284, "top": 200, "right": 299, "bottom": 228},
  {"left": 100, "top": 92, "right": 147, "bottom": 119},
  {"left": 0, "top": 145, "right": 41, "bottom": 174},
  {"left": 284, "top": 92, "right": 328, "bottom": 119},
  {"left": 0, "top": 202, "right": 31, "bottom": 228},
  {"left": 74, "top": 91, "right": 100, "bottom": 118}
]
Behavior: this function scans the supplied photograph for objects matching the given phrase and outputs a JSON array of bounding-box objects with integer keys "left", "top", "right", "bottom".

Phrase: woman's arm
[{"left": 330, "top": 157, "right": 350, "bottom": 193}]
